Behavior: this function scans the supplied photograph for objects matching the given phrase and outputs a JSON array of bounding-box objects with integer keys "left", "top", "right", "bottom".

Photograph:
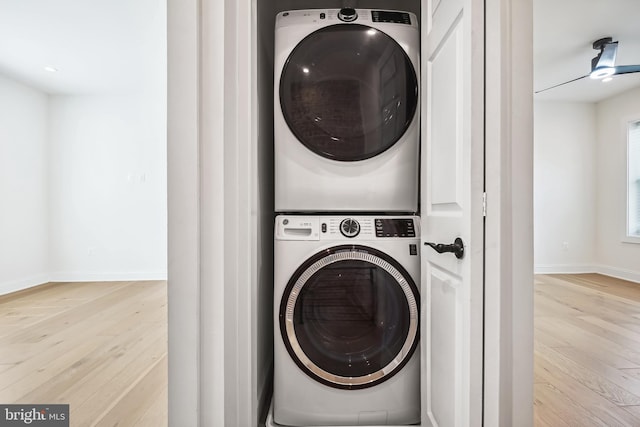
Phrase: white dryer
[
  {"left": 274, "top": 9, "right": 420, "bottom": 213},
  {"left": 273, "top": 215, "right": 420, "bottom": 426}
]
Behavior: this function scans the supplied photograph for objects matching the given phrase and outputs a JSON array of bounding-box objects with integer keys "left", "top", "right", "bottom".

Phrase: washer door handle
[{"left": 424, "top": 238, "right": 465, "bottom": 259}]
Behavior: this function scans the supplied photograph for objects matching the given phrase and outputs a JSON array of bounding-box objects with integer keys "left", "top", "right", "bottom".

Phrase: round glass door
[
  {"left": 280, "top": 24, "right": 418, "bottom": 161},
  {"left": 279, "top": 245, "right": 419, "bottom": 389}
]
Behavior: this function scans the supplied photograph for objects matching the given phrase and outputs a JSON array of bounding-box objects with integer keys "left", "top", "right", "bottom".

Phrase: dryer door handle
[{"left": 424, "top": 238, "right": 465, "bottom": 259}]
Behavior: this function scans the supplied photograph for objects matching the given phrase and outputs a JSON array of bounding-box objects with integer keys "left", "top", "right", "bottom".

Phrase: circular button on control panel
[
  {"left": 337, "top": 7, "right": 358, "bottom": 22},
  {"left": 340, "top": 218, "right": 361, "bottom": 238}
]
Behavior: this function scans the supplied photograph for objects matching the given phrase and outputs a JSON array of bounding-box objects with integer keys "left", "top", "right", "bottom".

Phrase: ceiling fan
[{"left": 536, "top": 37, "right": 640, "bottom": 93}]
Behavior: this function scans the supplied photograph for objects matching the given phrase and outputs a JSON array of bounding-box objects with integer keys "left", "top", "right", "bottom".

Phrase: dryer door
[
  {"left": 279, "top": 245, "right": 419, "bottom": 389},
  {"left": 279, "top": 24, "right": 418, "bottom": 161}
]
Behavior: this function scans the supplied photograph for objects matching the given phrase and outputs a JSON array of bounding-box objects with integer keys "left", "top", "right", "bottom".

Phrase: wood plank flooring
[
  {"left": 535, "top": 273, "right": 640, "bottom": 426},
  {"left": 4, "top": 274, "right": 637, "bottom": 426},
  {"left": 0, "top": 281, "right": 167, "bottom": 427}
]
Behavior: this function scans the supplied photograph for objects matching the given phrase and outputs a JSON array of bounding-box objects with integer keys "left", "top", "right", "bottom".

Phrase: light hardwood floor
[
  {"left": 535, "top": 273, "right": 640, "bottom": 426},
  {"left": 0, "top": 281, "right": 167, "bottom": 427},
  {"left": 6, "top": 274, "right": 638, "bottom": 426}
]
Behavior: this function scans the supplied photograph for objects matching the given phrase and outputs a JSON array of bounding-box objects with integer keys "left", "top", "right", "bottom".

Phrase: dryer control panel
[
  {"left": 371, "top": 10, "right": 412, "bottom": 25},
  {"left": 275, "top": 9, "right": 418, "bottom": 29}
]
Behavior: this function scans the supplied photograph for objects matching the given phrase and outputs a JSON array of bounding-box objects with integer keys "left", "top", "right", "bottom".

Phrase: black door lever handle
[{"left": 424, "top": 237, "right": 465, "bottom": 259}]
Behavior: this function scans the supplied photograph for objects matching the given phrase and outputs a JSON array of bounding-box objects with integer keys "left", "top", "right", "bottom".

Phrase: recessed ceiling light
[
  {"left": 44, "top": 66, "right": 58, "bottom": 72},
  {"left": 602, "top": 77, "right": 613, "bottom": 83}
]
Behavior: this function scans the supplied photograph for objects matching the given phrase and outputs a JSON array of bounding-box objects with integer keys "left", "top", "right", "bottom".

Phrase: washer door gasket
[{"left": 279, "top": 245, "right": 419, "bottom": 389}]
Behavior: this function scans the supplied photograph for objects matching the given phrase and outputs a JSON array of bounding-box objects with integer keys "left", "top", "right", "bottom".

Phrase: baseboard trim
[
  {"left": 1, "top": 272, "right": 168, "bottom": 296},
  {"left": 534, "top": 264, "right": 596, "bottom": 275},
  {"left": 534, "top": 264, "right": 640, "bottom": 284},
  {"left": 49, "top": 272, "right": 168, "bottom": 282},
  {"left": 0, "top": 274, "right": 50, "bottom": 296},
  {"left": 593, "top": 265, "right": 640, "bottom": 284}
]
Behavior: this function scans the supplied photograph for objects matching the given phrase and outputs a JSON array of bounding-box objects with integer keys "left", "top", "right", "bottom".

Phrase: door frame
[
  {"left": 483, "top": 0, "right": 534, "bottom": 425},
  {"left": 166, "top": 0, "right": 533, "bottom": 425}
]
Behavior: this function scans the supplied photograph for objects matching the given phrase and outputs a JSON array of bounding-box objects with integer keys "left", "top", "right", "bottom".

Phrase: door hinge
[{"left": 482, "top": 192, "right": 487, "bottom": 217}]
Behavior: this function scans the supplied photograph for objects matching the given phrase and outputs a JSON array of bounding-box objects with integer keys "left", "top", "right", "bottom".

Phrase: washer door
[
  {"left": 279, "top": 24, "right": 418, "bottom": 161},
  {"left": 280, "top": 245, "right": 419, "bottom": 389}
]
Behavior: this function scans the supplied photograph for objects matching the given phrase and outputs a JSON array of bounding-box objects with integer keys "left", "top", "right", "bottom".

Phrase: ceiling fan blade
[
  {"left": 594, "top": 41, "right": 618, "bottom": 69},
  {"left": 614, "top": 65, "right": 640, "bottom": 75},
  {"left": 535, "top": 74, "right": 588, "bottom": 94}
]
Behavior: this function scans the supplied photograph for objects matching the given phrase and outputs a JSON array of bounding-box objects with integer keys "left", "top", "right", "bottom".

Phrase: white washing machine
[
  {"left": 273, "top": 215, "right": 421, "bottom": 426},
  {"left": 274, "top": 9, "right": 420, "bottom": 213}
]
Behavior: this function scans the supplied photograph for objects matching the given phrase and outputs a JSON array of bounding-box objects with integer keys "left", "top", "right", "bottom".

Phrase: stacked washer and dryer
[{"left": 272, "top": 8, "right": 421, "bottom": 427}]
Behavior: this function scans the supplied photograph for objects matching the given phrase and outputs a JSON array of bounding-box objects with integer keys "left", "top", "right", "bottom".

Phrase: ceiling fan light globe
[{"left": 590, "top": 67, "right": 615, "bottom": 79}]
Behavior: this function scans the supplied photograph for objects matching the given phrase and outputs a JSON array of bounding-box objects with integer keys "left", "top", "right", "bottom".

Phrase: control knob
[
  {"left": 338, "top": 8, "right": 358, "bottom": 22},
  {"left": 340, "top": 218, "right": 360, "bottom": 238}
]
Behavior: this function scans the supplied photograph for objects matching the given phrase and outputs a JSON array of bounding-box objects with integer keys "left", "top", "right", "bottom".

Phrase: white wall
[
  {"left": 1, "top": 0, "right": 166, "bottom": 291},
  {"left": 0, "top": 75, "right": 49, "bottom": 294},
  {"left": 48, "top": 94, "right": 167, "bottom": 280},
  {"left": 534, "top": 101, "right": 597, "bottom": 272},
  {"left": 535, "top": 92, "right": 640, "bottom": 282},
  {"left": 0, "top": 76, "right": 167, "bottom": 293},
  {"left": 595, "top": 87, "right": 640, "bottom": 282}
]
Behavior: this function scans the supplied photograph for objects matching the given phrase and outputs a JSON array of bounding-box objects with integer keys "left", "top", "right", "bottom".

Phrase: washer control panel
[
  {"left": 276, "top": 216, "right": 419, "bottom": 241},
  {"left": 374, "top": 218, "right": 416, "bottom": 237},
  {"left": 320, "top": 217, "right": 418, "bottom": 239}
]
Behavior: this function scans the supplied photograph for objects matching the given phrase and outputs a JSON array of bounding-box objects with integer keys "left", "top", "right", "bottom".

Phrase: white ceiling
[
  {"left": 534, "top": 0, "right": 640, "bottom": 102},
  {"left": 0, "top": 0, "right": 165, "bottom": 95}
]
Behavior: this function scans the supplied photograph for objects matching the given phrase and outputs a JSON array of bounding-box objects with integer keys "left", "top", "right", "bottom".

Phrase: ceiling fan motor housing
[{"left": 590, "top": 37, "right": 617, "bottom": 77}]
